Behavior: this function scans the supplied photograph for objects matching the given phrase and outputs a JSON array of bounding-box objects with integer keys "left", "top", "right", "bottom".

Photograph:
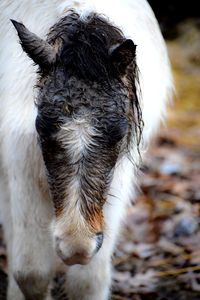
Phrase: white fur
[
  {"left": 53, "top": 120, "right": 100, "bottom": 261},
  {"left": 0, "top": 0, "right": 173, "bottom": 299},
  {"left": 59, "top": 119, "right": 98, "bottom": 162}
]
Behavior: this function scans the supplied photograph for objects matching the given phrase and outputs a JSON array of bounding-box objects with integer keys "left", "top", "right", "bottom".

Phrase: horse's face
[
  {"left": 35, "top": 74, "right": 129, "bottom": 265},
  {"left": 12, "top": 15, "right": 141, "bottom": 265}
]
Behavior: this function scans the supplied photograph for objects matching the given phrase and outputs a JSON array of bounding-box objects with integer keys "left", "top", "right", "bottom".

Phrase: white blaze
[{"left": 54, "top": 118, "right": 99, "bottom": 239}]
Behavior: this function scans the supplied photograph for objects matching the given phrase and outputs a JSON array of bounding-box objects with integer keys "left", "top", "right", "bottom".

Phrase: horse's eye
[
  {"left": 35, "top": 115, "right": 42, "bottom": 134},
  {"left": 54, "top": 123, "right": 60, "bottom": 129},
  {"left": 35, "top": 115, "right": 60, "bottom": 137},
  {"left": 103, "top": 117, "right": 128, "bottom": 146}
]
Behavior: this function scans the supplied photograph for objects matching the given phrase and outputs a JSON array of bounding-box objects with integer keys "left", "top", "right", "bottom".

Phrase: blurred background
[
  {"left": 112, "top": 1, "right": 200, "bottom": 299},
  {"left": 0, "top": 1, "right": 200, "bottom": 299}
]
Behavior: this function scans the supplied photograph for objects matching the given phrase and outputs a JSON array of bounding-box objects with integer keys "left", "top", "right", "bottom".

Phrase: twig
[
  {"left": 155, "top": 265, "right": 200, "bottom": 277},
  {"left": 150, "top": 251, "right": 200, "bottom": 267}
]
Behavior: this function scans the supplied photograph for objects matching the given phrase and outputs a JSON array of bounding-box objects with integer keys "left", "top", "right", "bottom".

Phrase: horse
[{"left": 0, "top": 0, "right": 173, "bottom": 299}]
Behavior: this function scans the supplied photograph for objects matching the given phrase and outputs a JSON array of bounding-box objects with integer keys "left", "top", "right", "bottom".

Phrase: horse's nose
[
  {"left": 55, "top": 232, "right": 104, "bottom": 266},
  {"left": 55, "top": 237, "right": 91, "bottom": 265},
  {"left": 58, "top": 250, "right": 91, "bottom": 266}
]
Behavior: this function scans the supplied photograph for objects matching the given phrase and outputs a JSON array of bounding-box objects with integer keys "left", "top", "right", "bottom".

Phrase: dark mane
[
  {"left": 47, "top": 12, "right": 125, "bottom": 82},
  {"left": 45, "top": 12, "right": 143, "bottom": 155}
]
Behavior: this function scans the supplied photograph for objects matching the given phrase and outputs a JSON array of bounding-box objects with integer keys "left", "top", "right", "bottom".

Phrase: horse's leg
[
  {"left": 9, "top": 170, "right": 54, "bottom": 300},
  {"left": 65, "top": 242, "right": 112, "bottom": 300},
  {"left": 65, "top": 191, "right": 128, "bottom": 300},
  {"left": 0, "top": 170, "right": 24, "bottom": 300}
]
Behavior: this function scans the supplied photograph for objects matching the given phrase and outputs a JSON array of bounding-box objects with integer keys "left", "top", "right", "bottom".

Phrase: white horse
[{"left": 0, "top": 0, "right": 173, "bottom": 299}]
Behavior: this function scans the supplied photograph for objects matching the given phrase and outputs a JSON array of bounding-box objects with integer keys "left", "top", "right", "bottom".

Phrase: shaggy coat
[{"left": 0, "top": 0, "right": 173, "bottom": 299}]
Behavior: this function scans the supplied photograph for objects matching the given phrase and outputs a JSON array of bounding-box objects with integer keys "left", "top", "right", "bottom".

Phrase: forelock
[{"left": 47, "top": 11, "right": 125, "bottom": 83}]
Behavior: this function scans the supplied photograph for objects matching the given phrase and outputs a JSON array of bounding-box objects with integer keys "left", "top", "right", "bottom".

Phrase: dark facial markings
[
  {"left": 16, "top": 11, "right": 143, "bottom": 226},
  {"left": 35, "top": 76, "right": 129, "bottom": 221}
]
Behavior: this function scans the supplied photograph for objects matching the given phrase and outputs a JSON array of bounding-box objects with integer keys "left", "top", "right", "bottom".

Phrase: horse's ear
[
  {"left": 110, "top": 39, "right": 136, "bottom": 74},
  {"left": 11, "top": 19, "right": 56, "bottom": 69}
]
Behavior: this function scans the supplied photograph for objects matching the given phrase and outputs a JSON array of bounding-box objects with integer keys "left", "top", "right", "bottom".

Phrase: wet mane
[
  {"left": 47, "top": 12, "right": 125, "bottom": 82},
  {"left": 46, "top": 12, "right": 143, "bottom": 155}
]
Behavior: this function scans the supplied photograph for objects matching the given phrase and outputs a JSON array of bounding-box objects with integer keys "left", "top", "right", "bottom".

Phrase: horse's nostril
[
  {"left": 95, "top": 232, "right": 104, "bottom": 252},
  {"left": 55, "top": 236, "right": 61, "bottom": 245},
  {"left": 55, "top": 236, "right": 64, "bottom": 259}
]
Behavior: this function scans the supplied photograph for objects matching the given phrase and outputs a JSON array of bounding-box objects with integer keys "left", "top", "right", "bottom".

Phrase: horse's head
[{"left": 12, "top": 13, "right": 142, "bottom": 265}]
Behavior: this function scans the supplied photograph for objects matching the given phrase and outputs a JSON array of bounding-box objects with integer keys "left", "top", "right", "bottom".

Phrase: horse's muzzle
[{"left": 55, "top": 232, "right": 104, "bottom": 265}]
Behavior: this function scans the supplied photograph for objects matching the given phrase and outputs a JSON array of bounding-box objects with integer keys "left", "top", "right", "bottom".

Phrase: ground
[{"left": 0, "top": 20, "right": 200, "bottom": 300}]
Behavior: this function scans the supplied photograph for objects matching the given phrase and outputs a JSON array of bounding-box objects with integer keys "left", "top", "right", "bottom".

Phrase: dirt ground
[{"left": 0, "top": 20, "right": 200, "bottom": 300}]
